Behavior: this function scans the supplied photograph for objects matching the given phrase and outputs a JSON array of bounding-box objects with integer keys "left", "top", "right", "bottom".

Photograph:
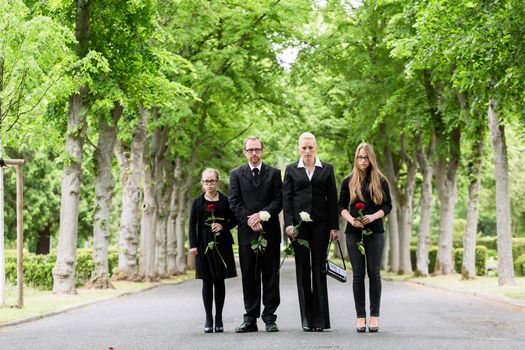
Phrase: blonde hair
[
  {"left": 348, "top": 143, "right": 387, "bottom": 205},
  {"left": 298, "top": 132, "right": 317, "bottom": 145}
]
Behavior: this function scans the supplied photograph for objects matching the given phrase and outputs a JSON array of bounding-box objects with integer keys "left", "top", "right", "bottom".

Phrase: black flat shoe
[
  {"left": 204, "top": 327, "right": 213, "bottom": 333},
  {"left": 303, "top": 326, "right": 313, "bottom": 332},
  {"left": 356, "top": 326, "right": 366, "bottom": 333},
  {"left": 313, "top": 327, "right": 324, "bottom": 332},
  {"left": 214, "top": 326, "right": 224, "bottom": 333},
  {"left": 368, "top": 326, "right": 379, "bottom": 333},
  {"left": 235, "top": 321, "right": 258, "bottom": 333}
]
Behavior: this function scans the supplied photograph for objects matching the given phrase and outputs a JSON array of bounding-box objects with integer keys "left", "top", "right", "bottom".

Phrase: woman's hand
[
  {"left": 330, "top": 229, "right": 339, "bottom": 241},
  {"left": 350, "top": 217, "right": 364, "bottom": 228},
  {"left": 360, "top": 212, "right": 381, "bottom": 225},
  {"left": 286, "top": 225, "right": 296, "bottom": 240},
  {"left": 189, "top": 247, "right": 198, "bottom": 255},
  {"left": 211, "top": 222, "right": 223, "bottom": 232}
]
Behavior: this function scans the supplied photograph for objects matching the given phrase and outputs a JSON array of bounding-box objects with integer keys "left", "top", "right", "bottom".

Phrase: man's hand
[
  {"left": 285, "top": 225, "right": 296, "bottom": 240},
  {"left": 189, "top": 248, "right": 198, "bottom": 255},
  {"left": 247, "top": 212, "right": 261, "bottom": 227}
]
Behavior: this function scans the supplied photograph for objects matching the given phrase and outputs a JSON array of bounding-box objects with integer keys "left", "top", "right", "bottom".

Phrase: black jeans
[{"left": 346, "top": 232, "right": 384, "bottom": 318}]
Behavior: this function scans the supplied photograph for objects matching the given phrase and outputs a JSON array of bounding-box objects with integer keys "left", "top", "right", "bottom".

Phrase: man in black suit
[{"left": 229, "top": 136, "right": 283, "bottom": 333}]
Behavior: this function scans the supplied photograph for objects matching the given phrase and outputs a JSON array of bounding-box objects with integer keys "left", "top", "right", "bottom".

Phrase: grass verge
[{"left": 0, "top": 272, "right": 194, "bottom": 325}]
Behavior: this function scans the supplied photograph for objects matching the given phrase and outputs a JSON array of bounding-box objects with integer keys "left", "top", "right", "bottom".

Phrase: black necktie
[{"left": 252, "top": 168, "right": 259, "bottom": 185}]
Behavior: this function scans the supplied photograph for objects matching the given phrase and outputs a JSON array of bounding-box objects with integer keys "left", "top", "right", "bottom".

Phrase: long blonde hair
[{"left": 348, "top": 143, "right": 386, "bottom": 205}]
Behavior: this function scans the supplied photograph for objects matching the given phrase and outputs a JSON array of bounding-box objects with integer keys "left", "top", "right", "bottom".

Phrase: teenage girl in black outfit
[
  {"left": 338, "top": 143, "right": 392, "bottom": 333},
  {"left": 189, "top": 168, "right": 237, "bottom": 333}
]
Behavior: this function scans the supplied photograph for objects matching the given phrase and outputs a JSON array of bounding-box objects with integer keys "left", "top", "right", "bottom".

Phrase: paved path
[{"left": 1, "top": 262, "right": 525, "bottom": 350}]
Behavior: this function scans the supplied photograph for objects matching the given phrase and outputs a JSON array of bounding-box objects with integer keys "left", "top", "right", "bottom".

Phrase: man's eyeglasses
[
  {"left": 244, "top": 148, "right": 263, "bottom": 154},
  {"left": 202, "top": 179, "right": 218, "bottom": 185},
  {"left": 357, "top": 156, "right": 370, "bottom": 161}
]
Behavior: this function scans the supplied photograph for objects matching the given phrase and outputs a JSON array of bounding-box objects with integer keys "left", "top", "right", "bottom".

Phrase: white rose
[
  {"left": 259, "top": 210, "right": 271, "bottom": 221},
  {"left": 299, "top": 211, "right": 312, "bottom": 222}
]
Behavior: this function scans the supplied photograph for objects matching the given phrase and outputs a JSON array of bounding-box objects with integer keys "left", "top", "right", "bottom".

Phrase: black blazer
[
  {"left": 229, "top": 163, "right": 283, "bottom": 247},
  {"left": 283, "top": 160, "right": 339, "bottom": 230}
]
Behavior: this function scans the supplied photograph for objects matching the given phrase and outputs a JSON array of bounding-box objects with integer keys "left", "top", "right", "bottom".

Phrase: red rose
[
  {"left": 207, "top": 204, "right": 217, "bottom": 212},
  {"left": 355, "top": 202, "right": 365, "bottom": 210}
]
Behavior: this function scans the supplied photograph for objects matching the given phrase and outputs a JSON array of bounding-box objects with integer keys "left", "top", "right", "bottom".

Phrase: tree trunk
[
  {"left": 155, "top": 158, "right": 174, "bottom": 278},
  {"left": 398, "top": 159, "right": 417, "bottom": 275},
  {"left": 52, "top": 0, "right": 90, "bottom": 295},
  {"left": 415, "top": 134, "right": 435, "bottom": 276},
  {"left": 487, "top": 98, "right": 516, "bottom": 286},
  {"left": 462, "top": 124, "right": 483, "bottom": 279},
  {"left": 36, "top": 223, "right": 52, "bottom": 255},
  {"left": 382, "top": 145, "right": 399, "bottom": 273},
  {"left": 433, "top": 130, "right": 460, "bottom": 276},
  {"left": 113, "top": 113, "right": 146, "bottom": 280},
  {"left": 167, "top": 182, "right": 178, "bottom": 276},
  {"left": 0, "top": 138, "right": 5, "bottom": 305},
  {"left": 175, "top": 186, "right": 190, "bottom": 273},
  {"left": 90, "top": 104, "right": 121, "bottom": 288},
  {"left": 139, "top": 107, "right": 158, "bottom": 281}
]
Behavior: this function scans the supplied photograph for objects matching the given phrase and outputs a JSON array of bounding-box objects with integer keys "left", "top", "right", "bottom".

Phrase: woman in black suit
[
  {"left": 189, "top": 168, "right": 237, "bottom": 333},
  {"left": 283, "top": 132, "right": 339, "bottom": 332},
  {"left": 338, "top": 143, "right": 392, "bottom": 333}
]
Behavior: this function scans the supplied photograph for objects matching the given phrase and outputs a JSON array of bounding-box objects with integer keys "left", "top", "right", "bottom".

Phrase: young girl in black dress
[{"left": 189, "top": 168, "right": 237, "bottom": 333}]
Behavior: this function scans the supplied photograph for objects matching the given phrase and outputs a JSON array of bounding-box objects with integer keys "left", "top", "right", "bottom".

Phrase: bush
[
  {"left": 5, "top": 249, "right": 120, "bottom": 290},
  {"left": 453, "top": 246, "right": 487, "bottom": 276},
  {"left": 512, "top": 238, "right": 525, "bottom": 260},
  {"left": 514, "top": 254, "right": 525, "bottom": 277}
]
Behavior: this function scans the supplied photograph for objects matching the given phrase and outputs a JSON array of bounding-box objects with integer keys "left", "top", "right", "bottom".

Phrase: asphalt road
[{"left": 1, "top": 261, "right": 524, "bottom": 350}]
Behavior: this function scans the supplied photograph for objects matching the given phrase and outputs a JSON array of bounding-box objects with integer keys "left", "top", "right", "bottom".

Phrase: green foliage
[
  {"left": 453, "top": 246, "right": 487, "bottom": 276},
  {"left": 4, "top": 250, "right": 119, "bottom": 290},
  {"left": 514, "top": 254, "right": 525, "bottom": 277},
  {"left": 409, "top": 245, "right": 438, "bottom": 274}
]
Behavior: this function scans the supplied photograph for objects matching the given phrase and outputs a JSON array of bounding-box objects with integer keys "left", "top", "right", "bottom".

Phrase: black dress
[{"left": 189, "top": 192, "right": 237, "bottom": 281}]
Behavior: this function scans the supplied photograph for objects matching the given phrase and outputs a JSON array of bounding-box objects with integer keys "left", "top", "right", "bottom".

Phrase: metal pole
[{"left": 16, "top": 164, "right": 23, "bottom": 307}]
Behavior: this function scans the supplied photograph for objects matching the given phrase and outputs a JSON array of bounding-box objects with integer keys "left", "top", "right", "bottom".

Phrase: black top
[
  {"left": 338, "top": 174, "right": 392, "bottom": 234},
  {"left": 283, "top": 160, "right": 339, "bottom": 230}
]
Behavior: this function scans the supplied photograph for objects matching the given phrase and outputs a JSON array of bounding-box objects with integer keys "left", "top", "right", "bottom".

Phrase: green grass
[
  {"left": 382, "top": 271, "right": 525, "bottom": 300},
  {"left": 0, "top": 272, "right": 193, "bottom": 325}
]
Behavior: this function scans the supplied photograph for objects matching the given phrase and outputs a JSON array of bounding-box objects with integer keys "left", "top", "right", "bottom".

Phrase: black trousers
[
  {"left": 346, "top": 231, "right": 384, "bottom": 318},
  {"left": 238, "top": 243, "right": 280, "bottom": 323},
  {"left": 293, "top": 221, "right": 331, "bottom": 329}
]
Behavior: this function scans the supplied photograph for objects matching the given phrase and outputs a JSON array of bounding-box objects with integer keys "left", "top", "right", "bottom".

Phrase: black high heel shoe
[
  {"left": 356, "top": 318, "right": 366, "bottom": 333},
  {"left": 368, "top": 319, "right": 379, "bottom": 333},
  {"left": 215, "top": 317, "right": 223, "bottom": 333},
  {"left": 204, "top": 319, "right": 213, "bottom": 333}
]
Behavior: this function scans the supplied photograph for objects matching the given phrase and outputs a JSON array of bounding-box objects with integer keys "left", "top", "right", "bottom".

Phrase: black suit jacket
[
  {"left": 283, "top": 160, "right": 339, "bottom": 230},
  {"left": 229, "top": 163, "right": 283, "bottom": 247}
]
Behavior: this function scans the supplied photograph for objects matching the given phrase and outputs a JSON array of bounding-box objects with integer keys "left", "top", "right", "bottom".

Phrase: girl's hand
[
  {"left": 360, "top": 214, "right": 376, "bottom": 225},
  {"left": 211, "top": 223, "right": 223, "bottom": 232},
  {"left": 286, "top": 225, "right": 296, "bottom": 240},
  {"left": 330, "top": 229, "right": 339, "bottom": 241},
  {"left": 350, "top": 217, "right": 364, "bottom": 228},
  {"left": 189, "top": 248, "right": 198, "bottom": 255}
]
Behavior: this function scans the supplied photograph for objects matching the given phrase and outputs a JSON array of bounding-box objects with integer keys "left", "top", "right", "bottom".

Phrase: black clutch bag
[{"left": 325, "top": 240, "right": 347, "bottom": 283}]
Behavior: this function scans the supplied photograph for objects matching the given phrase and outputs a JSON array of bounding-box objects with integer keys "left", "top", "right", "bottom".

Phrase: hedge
[
  {"left": 5, "top": 250, "right": 119, "bottom": 290},
  {"left": 410, "top": 245, "right": 438, "bottom": 274},
  {"left": 514, "top": 254, "right": 525, "bottom": 277},
  {"left": 453, "top": 246, "right": 487, "bottom": 276}
]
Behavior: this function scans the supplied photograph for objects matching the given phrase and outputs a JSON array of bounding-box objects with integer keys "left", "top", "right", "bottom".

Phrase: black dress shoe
[
  {"left": 204, "top": 326, "right": 213, "bottom": 333},
  {"left": 302, "top": 326, "right": 313, "bottom": 332},
  {"left": 265, "top": 321, "right": 279, "bottom": 332},
  {"left": 235, "top": 321, "right": 258, "bottom": 333},
  {"left": 214, "top": 326, "right": 224, "bottom": 333},
  {"left": 313, "top": 327, "right": 324, "bottom": 332}
]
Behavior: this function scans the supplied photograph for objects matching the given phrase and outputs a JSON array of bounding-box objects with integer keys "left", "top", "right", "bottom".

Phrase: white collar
[
  {"left": 297, "top": 157, "right": 322, "bottom": 168},
  {"left": 248, "top": 162, "right": 262, "bottom": 172}
]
